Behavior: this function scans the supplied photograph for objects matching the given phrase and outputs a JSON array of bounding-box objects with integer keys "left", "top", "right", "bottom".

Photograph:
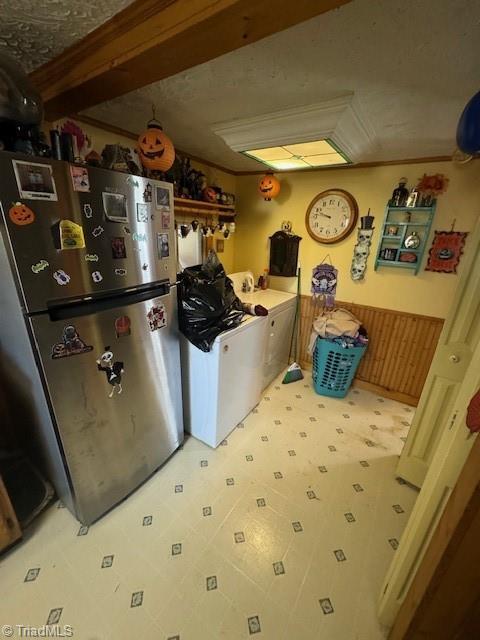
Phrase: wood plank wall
[{"left": 298, "top": 296, "right": 444, "bottom": 406}]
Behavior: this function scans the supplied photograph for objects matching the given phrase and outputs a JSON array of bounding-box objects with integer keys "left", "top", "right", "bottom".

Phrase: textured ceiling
[
  {"left": 84, "top": 0, "right": 480, "bottom": 171},
  {"left": 0, "top": 0, "right": 134, "bottom": 72}
]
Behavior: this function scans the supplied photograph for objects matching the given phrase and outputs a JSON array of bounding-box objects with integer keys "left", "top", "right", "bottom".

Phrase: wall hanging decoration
[
  {"left": 305, "top": 189, "right": 358, "bottom": 244},
  {"left": 425, "top": 226, "right": 468, "bottom": 274},
  {"left": 269, "top": 230, "right": 302, "bottom": 277},
  {"left": 137, "top": 105, "right": 175, "bottom": 172},
  {"left": 350, "top": 209, "right": 375, "bottom": 281},
  {"left": 416, "top": 173, "right": 449, "bottom": 206},
  {"left": 259, "top": 172, "right": 280, "bottom": 201},
  {"left": 311, "top": 258, "right": 338, "bottom": 307}
]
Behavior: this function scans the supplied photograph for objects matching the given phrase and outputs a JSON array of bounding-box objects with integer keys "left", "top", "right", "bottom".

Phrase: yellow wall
[
  {"left": 234, "top": 161, "right": 480, "bottom": 318},
  {"left": 47, "top": 118, "right": 236, "bottom": 273}
]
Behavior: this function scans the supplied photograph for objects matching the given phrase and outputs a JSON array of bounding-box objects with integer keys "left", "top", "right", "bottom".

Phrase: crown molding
[{"left": 212, "top": 94, "right": 378, "bottom": 162}]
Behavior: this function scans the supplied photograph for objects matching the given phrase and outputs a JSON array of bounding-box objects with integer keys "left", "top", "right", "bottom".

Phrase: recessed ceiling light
[{"left": 243, "top": 139, "right": 350, "bottom": 170}]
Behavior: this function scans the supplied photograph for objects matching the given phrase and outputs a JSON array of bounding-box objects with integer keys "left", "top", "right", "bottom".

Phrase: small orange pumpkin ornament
[
  {"left": 258, "top": 172, "right": 280, "bottom": 201},
  {"left": 137, "top": 107, "right": 175, "bottom": 172},
  {"left": 9, "top": 202, "right": 35, "bottom": 226}
]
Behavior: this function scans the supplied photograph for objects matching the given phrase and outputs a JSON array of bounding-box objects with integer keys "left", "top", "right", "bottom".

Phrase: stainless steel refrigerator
[{"left": 0, "top": 152, "right": 183, "bottom": 524}]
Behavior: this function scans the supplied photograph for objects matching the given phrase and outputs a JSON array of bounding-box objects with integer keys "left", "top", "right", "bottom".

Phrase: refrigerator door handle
[{"left": 47, "top": 282, "right": 171, "bottom": 321}]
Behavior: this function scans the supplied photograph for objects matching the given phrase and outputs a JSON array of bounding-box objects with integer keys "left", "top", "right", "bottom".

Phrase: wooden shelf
[
  {"left": 375, "top": 202, "right": 436, "bottom": 275},
  {"left": 173, "top": 197, "right": 236, "bottom": 218}
]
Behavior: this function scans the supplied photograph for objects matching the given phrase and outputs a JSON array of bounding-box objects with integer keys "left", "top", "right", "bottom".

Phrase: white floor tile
[{"left": 0, "top": 372, "right": 418, "bottom": 639}]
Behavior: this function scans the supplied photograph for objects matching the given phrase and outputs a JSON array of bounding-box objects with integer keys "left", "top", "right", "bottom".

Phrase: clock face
[{"left": 306, "top": 189, "right": 358, "bottom": 244}]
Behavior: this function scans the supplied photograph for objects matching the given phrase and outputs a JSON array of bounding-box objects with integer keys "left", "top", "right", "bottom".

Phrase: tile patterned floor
[{"left": 0, "top": 375, "right": 417, "bottom": 640}]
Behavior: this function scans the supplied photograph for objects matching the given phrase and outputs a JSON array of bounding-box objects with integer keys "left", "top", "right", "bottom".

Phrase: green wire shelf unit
[{"left": 374, "top": 203, "right": 436, "bottom": 275}]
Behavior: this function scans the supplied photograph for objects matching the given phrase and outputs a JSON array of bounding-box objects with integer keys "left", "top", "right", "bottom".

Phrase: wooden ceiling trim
[{"left": 30, "top": 0, "right": 352, "bottom": 120}]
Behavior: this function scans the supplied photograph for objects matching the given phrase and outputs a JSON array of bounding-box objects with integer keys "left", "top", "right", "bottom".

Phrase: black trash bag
[{"left": 178, "top": 251, "right": 244, "bottom": 352}]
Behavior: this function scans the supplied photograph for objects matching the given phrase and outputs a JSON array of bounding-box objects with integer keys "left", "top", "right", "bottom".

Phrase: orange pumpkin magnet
[
  {"left": 9, "top": 202, "right": 35, "bottom": 226},
  {"left": 137, "top": 120, "right": 175, "bottom": 172},
  {"left": 258, "top": 173, "right": 280, "bottom": 201}
]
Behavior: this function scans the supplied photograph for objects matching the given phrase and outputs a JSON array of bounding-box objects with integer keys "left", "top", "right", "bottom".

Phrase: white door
[
  {"left": 396, "top": 219, "right": 480, "bottom": 487},
  {"left": 378, "top": 338, "right": 480, "bottom": 626}
]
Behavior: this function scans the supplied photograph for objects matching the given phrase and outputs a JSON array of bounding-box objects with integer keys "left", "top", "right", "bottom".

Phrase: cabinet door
[
  {"left": 264, "top": 305, "right": 295, "bottom": 388},
  {"left": 0, "top": 476, "right": 21, "bottom": 553}
]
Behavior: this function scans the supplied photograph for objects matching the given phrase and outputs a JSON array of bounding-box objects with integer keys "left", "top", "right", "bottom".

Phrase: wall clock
[{"left": 305, "top": 189, "right": 358, "bottom": 244}]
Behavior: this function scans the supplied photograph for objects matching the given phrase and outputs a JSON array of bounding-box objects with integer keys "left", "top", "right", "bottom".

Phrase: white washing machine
[{"left": 180, "top": 315, "right": 266, "bottom": 448}]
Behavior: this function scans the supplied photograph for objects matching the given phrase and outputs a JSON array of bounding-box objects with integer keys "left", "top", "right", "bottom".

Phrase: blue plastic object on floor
[{"left": 313, "top": 337, "right": 367, "bottom": 398}]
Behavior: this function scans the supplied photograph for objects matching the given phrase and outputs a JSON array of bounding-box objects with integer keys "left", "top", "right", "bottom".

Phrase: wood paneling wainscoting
[{"left": 299, "top": 296, "right": 444, "bottom": 406}]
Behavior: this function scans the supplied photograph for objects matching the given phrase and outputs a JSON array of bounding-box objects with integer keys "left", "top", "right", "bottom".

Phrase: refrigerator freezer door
[
  {"left": 29, "top": 288, "right": 183, "bottom": 524},
  {"left": 0, "top": 154, "right": 176, "bottom": 313}
]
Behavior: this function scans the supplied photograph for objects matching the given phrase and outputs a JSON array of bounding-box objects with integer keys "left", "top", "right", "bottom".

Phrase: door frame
[{"left": 389, "top": 430, "right": 480, "bottom": 638}]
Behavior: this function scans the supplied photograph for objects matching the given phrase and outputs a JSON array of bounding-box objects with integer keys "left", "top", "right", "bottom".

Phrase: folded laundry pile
[{"left": 308, "top": 307, "right": 368, "bottom": 354}]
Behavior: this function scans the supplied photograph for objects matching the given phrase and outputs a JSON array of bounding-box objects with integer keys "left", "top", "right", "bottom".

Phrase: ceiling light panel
[
  {"left": 283, "top": 140, "right": 337, "bottom": 156},
  {"left": 303, "top": 152, "right": 348, "bottom": 166},
  {"left": 246, "top": 147, "right": 293, "bottom": 161},
  {"left": 267, "top": 158, "right": 310, "bottom": 170}
]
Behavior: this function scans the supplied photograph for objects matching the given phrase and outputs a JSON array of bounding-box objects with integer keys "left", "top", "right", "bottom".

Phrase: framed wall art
[{"left": 425, "top": 230, "right": 468, "bottom": 273}]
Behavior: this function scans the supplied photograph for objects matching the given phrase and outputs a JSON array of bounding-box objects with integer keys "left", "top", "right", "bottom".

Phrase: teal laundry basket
[{"left": 312, "top": 337, "right": 367, "bottom": 398}]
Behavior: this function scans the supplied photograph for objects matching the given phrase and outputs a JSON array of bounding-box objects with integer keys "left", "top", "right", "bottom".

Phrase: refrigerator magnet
[
  {"left": 85, "top": 253, "right": 99, "bottom": 262},
  {"left": 91, "top": 270, "right": 103, "bottom": 283},
  {"left": 136, "top": 203, "right": 149, "bottom": 223},
  {"left": 161, "top": 211, "right": 171, "bottom": 229},
  {"left": 12, "top": 159, "right": 58, "bottom": 201},
  {"left": 155, "top": 185, "right": 172, "bottom": 212},
  {"left": 143, "top": 183, "right": 153, "bottom": 203},
  {"left": 126, "top": 176, "right": 139, "bottom": 188},
  {"left": 31, "top": 260, "right": 49, "bottom": 274},
  {"left": 70, "top": 166, "right": 90, "bottom": 192},
  {"left": 115, "top": 268, "right": 127, "bottom": 276},
  {"left": 51, "top": 325, "right": 93, "bottom": 359},
  {"left": 92, "top": 225, "right": 104, "bottom": 237},
  {"left": 147, "top": 304, "right": 167, "bottom": 331},
  {"left": 115, "top": 315, "right": 131, "bottom": 338},
  {"left": 157, "top": 233, "right": 169, "bottom": 258},
  {"left": 8, "top": 202, "right": 36, "bottom": 226},
  {"left": 132, "top": 231, "right": 147, "bottom": 243},
  {"left": 103, "top": 192, "right": 128, "bottom": 223},
  {"left": 59, "top": 219, "right": 86, "bottom": 250},
  {"left": 83, "top": 204, "right": 93, "bottom": 218},
  {"left": 111, "top": 237, "right": 127, "bottom": 259},
  {"left": 53, "top": 269, "right": 71, "bottom": 285},
  {"left": 96, "top": 347, "right": 124, "bottom": 397}
]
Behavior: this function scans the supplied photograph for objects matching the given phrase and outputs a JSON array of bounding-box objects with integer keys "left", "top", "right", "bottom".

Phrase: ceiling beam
[{"left": 30, "top": 0, "right": 352, "bottom": 120}]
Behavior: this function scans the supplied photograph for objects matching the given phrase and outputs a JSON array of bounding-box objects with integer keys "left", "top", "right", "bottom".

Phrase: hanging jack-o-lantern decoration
[
  {"left": 137, "top": 106, "right": 175, "bottom": 172},
  {"left": 258, "top": 172, "right": 280, "bottom": 201}
]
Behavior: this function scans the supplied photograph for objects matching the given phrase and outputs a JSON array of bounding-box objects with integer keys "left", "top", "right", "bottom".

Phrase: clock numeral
[
  {"left": 329, "top": 199, "right": 335, "bottom": 205},
  {"left": 326, "top": 229, "right": 330, "bottom": 235}
]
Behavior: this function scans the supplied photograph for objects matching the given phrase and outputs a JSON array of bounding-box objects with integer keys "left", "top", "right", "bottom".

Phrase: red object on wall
[{"left": 466, "top": 389, "right": 480, "bottom": 434}]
